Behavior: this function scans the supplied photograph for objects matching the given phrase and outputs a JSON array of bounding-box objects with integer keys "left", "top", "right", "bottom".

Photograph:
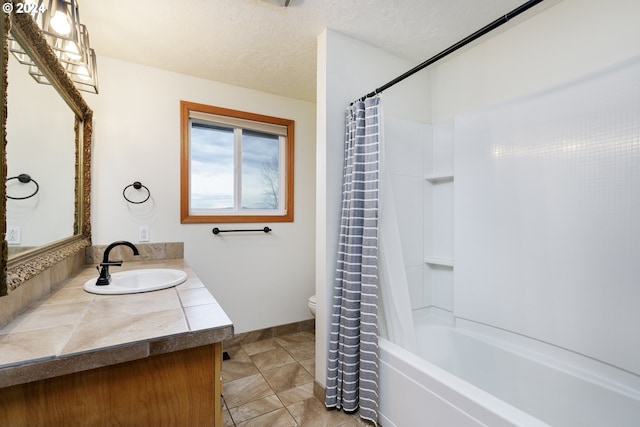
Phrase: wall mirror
[{"left": 1, "top": 10, "right": 92, "bottom": 296}]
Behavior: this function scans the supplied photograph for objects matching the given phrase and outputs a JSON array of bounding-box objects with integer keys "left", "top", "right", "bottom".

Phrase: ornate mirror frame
[{"left": 1, "top": 9, "right": 92, "bottom": 296}]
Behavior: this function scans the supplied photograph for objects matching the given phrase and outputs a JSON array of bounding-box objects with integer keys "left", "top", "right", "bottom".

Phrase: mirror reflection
[{"left": 5, "top": 53, "right": 76, "bottom": 257}]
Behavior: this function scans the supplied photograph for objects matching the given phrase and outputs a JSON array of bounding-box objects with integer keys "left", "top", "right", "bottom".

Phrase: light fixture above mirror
[{"left": 7, "top": 0, "right": 98, "bottom": 94}]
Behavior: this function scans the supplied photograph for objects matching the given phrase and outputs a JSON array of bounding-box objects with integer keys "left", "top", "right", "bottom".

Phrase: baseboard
[
  {"left": 313, "top": 380, "right": 326, "bottom": 403},
  {"left": 223, "top": 319, "right": 315, "bottom": 348}
]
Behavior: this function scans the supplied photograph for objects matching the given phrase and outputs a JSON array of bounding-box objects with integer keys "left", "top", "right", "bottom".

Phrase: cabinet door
[{"left": 0, "top": 343, "right": 222, "bottom": 427}]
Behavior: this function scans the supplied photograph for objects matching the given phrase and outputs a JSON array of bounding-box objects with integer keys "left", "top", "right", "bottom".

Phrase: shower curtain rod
[{"left": 355, "top": 0, "right": 544, "bottom": 103}]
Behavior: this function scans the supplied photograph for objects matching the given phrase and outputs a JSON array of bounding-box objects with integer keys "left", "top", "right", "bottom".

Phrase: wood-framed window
[{"left": 180, "top": 101, "right": 294, "bottom": 223}]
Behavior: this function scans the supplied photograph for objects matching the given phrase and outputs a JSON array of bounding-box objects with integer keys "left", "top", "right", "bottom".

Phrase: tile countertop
[{"left": 0, "top": 259, "right": 234, "bottom": 388}]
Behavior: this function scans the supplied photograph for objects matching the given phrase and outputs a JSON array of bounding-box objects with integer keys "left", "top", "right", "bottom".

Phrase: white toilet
[{"left": 307, "top": 295, "right": 316, "bottom": 317}]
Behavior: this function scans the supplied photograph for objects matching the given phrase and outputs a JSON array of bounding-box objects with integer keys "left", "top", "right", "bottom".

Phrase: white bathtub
[{"left": 378, "top": 317, "right": 640, "bottom": 426}]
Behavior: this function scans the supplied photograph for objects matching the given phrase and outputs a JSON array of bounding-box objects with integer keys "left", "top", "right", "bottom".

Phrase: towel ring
[
  {"left": 7, "top": 173, "right": 39, "bottom": 200},
  {"left": 123, "top": 181, "right": 151, "bottom": 204}
]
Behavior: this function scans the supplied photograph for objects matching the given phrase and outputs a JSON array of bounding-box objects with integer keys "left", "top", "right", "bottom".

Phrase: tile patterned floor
[{"left": 222, "top": 331, "right": 372, "bottom": 426}]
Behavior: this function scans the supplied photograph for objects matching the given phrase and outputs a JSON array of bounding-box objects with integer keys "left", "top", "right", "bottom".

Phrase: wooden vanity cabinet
[{"left": 0, "top": 343, "right": 223, "bottom": 427}]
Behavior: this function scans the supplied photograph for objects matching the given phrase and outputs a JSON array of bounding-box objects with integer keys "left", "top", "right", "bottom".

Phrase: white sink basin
[{"left": 83, "top": 268, "right": 188, "bottom": 295}]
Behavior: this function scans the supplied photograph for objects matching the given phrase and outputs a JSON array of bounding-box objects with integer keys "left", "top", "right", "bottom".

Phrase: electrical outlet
[
  {"left": 6, "top": 225, "right": 21, "bottom": 244},
  {"left": 138, "top": 225, "right": 150, "bottom": 242}
]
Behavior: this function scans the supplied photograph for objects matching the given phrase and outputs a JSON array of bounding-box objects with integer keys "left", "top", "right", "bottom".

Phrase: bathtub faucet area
[{"left": 96, "top": 241, "right": 140, "bottom": 286}]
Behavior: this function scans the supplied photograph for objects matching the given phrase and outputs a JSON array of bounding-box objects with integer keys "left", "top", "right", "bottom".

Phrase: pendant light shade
[
  {"left": 9, "top": 0, "right": 99, "bottom": 94},
  {"left": 36, "top": 0, "right": 80, "bottom": 41}
]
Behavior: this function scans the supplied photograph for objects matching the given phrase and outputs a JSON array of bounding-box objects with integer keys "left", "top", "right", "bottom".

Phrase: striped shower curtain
[{"left": 325, "top": 95, "right": 381, "bottom": 425}]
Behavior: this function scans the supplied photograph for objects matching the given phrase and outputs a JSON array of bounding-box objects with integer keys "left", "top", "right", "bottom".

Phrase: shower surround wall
[
  {"left": 428, "top": 0, "right": 640, "bottom": 379},
  {"left": 454, "top": 58, "right": 640, "bottom": 375},
  {"left": 423, "top": 123, "right": 454, "bottom": 318},
  {"left": 383, "top": 118, "right": 430, "bottom": 312}
]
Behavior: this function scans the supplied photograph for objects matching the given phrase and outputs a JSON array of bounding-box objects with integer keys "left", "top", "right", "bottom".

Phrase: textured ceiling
[{"left": 79, "top": 0, "right": 534, "bottom": 101}]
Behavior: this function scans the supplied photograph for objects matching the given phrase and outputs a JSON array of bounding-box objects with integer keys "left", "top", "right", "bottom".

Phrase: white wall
[
  {"left": 315, "top": 29, "right": 429, "bottom": 387},
  {"left": 85, "top": 57, "right": 316, "bottom": 333},
  {"left": 429, "top": 0, "right": 640, "bottom": 374}
]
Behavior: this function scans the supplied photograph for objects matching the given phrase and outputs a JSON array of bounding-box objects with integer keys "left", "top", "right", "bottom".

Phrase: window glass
[
  {"left": 242, "top": 130, "right": 280, "bottom": 210},
  {"left": 180, "top": 101, "right": 294, "bottom": 223},
  {"left": 190, "top": 123, "right": 234, "bottom": 211}
]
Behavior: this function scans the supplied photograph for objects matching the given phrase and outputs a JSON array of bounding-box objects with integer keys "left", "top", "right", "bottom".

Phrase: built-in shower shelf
[
  {"left": 424, "top": 257, "right": 454, "bottom": 268},
  {"left": 425, "top": 173, "right": 454, "bottom": 184}
]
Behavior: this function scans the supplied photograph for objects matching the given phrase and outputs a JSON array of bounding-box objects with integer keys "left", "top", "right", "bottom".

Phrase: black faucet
[{"left": 96, "top": 241, "right": 140, "bottom": 286}]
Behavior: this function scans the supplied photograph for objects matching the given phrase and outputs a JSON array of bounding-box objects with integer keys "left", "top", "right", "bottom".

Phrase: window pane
[
  {"left": 181, "top": 101, "right": 294, "bottom": 223},
  {"left": 190, "top": 122, "right": 234, "bottom": 210},
  {"left": 241, "top": 129, "right": 280, "bottom": 210}
]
